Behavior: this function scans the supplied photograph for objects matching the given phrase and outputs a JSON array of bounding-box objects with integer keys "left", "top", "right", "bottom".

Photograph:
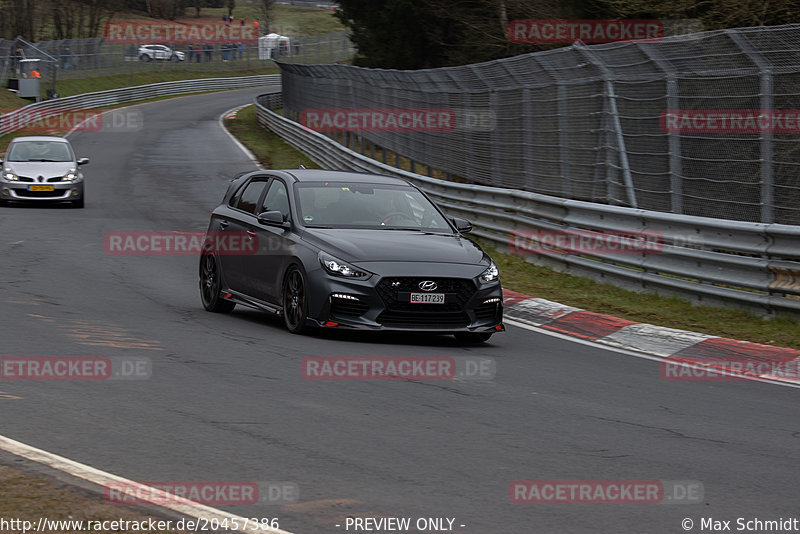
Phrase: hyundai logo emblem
[{"left": 419, "top": 280, "right": 438, "bottom": 292}]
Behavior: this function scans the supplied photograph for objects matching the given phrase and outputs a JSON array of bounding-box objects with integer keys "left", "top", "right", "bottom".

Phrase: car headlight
[
  {"left": 318, "top": 251, "right": 372, "bottom": 281},
  {"left": 61, "top": 171, "right": 77, "bottom": 182},
  {"left": 3, "top": 172, "right": 17, "bottom": 181},
  {"left": 479, "top": 261, "right": 499, "bottom": 283}
]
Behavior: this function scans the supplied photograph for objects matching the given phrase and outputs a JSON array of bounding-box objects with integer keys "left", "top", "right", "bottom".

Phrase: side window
[
  {"left": 235, "top": 180, "right": 268, "bottom": 214},
  {"left": 229, "top": 181, "right": 247, "bottom": 208},
  {"left": 260, "top": 180, "right": 290, "bottom": 219}
]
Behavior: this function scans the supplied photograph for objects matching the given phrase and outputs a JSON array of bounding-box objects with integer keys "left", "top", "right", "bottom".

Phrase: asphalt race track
[{"left": 1, "top": 87, "right": 799, "bottom": 533}]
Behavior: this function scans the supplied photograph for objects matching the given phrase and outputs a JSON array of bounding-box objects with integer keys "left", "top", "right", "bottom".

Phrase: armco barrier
[
  {"left": 0, "top": 75, "right": 280, "bottom": 135},
  {"left": 254, "top": 93, "right": 800, "bottom": 316}
]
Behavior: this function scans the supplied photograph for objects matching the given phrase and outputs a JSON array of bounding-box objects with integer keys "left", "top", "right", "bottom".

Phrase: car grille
[
  {"left": 376, "top": 277, "right": 475, "bottom": 328},
  {"left": 330, "top": 296, "right": 369, "bottom": 317},
  {"left": 18, "top": 176, "right": 34, "bottom": 182},
  {"left": 16, "top": 189, "right": 64, "bottom": 198},
  {"left": 475, "top": 301, "right": 501, "bottom": 321},
  {"left": 379, "top": 310, "right": 470, "bottom": 328}
]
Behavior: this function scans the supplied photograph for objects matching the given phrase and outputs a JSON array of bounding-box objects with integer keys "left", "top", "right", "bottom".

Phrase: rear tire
[
  {"left": 139, "top": 54, "right": 151, "bottom": 62},
  {"left": 200, "top": 253, "right": 235, "bottom": 313},
  {"left": 454, "top": 332, "right": 492, "bottom": 344},
  {"left": 283, "top": 266, "right": 308, "bottom": 334}
]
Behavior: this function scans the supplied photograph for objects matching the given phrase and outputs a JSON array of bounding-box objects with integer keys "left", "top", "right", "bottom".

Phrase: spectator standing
[{"left": 61, "top": 46, "right": 72, "bottom": 70}]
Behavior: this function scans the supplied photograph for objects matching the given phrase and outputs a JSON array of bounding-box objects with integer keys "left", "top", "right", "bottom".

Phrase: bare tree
[
  {"left": 258, "top": 0, "right": 275, "bottom": 32},
  {"left": 47, "top": 0, "right": 121, "bottom": 39}
]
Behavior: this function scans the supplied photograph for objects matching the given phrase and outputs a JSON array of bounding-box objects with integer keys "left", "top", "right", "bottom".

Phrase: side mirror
[
  {"left": 77, "top": 157, "right": 89, "bottom": 165},
  {"left": 257, "top": 210, "right": 289, "bottom": 228},
  {"left": 451, "top": 217, "right": 472, "bottom": 234}
]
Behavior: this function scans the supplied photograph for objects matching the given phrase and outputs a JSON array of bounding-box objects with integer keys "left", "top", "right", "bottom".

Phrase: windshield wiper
[{"left": 380, "top": 227, "right": 423, "bottom": 231}]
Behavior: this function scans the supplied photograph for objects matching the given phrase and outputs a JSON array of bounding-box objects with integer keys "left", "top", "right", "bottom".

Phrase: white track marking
[
  {"left": 0, "top": 428, "right": 296, "bottom": 532},
  {"left": 219, "top": 104, "right": 263, "bottom": 168},
  {"left": 504, "top": 318, "right": 800, "bottom": 390}
]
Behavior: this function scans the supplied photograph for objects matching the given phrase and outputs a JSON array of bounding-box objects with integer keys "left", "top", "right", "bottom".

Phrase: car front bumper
[
  {"left": 1, "top": 181, "right": 83, "bottom": 202},
  {"left": 306, "top": 268, "right": 504, "bottom": 333}
]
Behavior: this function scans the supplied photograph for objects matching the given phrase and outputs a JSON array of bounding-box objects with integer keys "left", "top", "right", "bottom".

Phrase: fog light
[{"left": 70, "top": 190, "right": 78, "bottom": 196}]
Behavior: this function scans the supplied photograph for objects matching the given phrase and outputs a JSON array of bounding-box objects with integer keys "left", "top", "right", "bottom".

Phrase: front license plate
[
  {"left": 410, "top": 292, "right": 445, "bottom": 304},
  {"left": 29, "top": 185, "right": 54, "bottom": 191}
]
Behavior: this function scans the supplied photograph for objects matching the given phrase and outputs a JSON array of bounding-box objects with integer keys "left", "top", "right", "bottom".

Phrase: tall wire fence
[
  {"left": 0, "top": 31, "right": 353, "bottom": 84},
  {"left": 279, "top": 24, "right": 800, "bottom": 225}
]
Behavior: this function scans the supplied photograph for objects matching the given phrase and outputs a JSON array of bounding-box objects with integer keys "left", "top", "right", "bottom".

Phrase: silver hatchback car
[{"left": 0, "top": 136, "right": 89, "bottom": 208}]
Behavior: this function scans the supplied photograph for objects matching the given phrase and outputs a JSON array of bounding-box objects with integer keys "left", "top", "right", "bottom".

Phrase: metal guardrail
[
  {"left": 1, "top": 74, "right": 280, "bottom": 135},
  {"left": 255, "top": 93, "right": 800, "bottom": 316}
]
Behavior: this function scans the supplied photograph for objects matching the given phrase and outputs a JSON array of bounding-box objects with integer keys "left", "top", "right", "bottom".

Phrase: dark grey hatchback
[{"left": 199, "top": 169, "right": 504, "bottom": 342}]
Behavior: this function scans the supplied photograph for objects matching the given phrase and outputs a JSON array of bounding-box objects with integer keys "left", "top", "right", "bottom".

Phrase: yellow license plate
[{"left": 29, "top": 185, "right": 54, "bottom": 191}]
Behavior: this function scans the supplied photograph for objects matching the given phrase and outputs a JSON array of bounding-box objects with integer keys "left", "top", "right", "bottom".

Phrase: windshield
[
  {"left": 296, "top": 181, "right": 452, "bottom": 231},
  {"left": 7, "top": 140, "right": 74, "bottom": 162}
]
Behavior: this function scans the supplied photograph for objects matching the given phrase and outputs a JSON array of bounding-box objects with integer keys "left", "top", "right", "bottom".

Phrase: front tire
[
  {"left": 200, "top": 253, "right": 235, "bottom": 313},
  {"left": 283, "top": 266, "right": 308, "bottom": 334},
  {"left": 454, "top": 332, "right": 492, "bottom": 344},
  {"left": 71, "top": 196, "right": 84, "bottom": 208}
]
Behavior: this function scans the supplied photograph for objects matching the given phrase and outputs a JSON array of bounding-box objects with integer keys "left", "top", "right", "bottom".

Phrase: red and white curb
[{"left": 502, "top": 289, "right": 800, "bottom": 385}]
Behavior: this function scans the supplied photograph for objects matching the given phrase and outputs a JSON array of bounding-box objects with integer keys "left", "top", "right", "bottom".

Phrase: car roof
[
  {"left": 277, "top": 169, "right": 411, "bottom": 186},
  {"left": 10, "top": 136, "right": 70, "bottom": 143}
]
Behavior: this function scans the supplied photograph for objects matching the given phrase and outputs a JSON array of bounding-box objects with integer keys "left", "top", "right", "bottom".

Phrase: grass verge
[
  {"left": 482, "top": 241, "right": 800, "bottom": 349},
  {"left": 224, "top": 105, "right": 319, "bottom": 170},
  {"left": 224, "top": 106, "right": 800, "bottom": 349},
  {"left": 0, "top": 464, "right": 184, "bottom": 533}
]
